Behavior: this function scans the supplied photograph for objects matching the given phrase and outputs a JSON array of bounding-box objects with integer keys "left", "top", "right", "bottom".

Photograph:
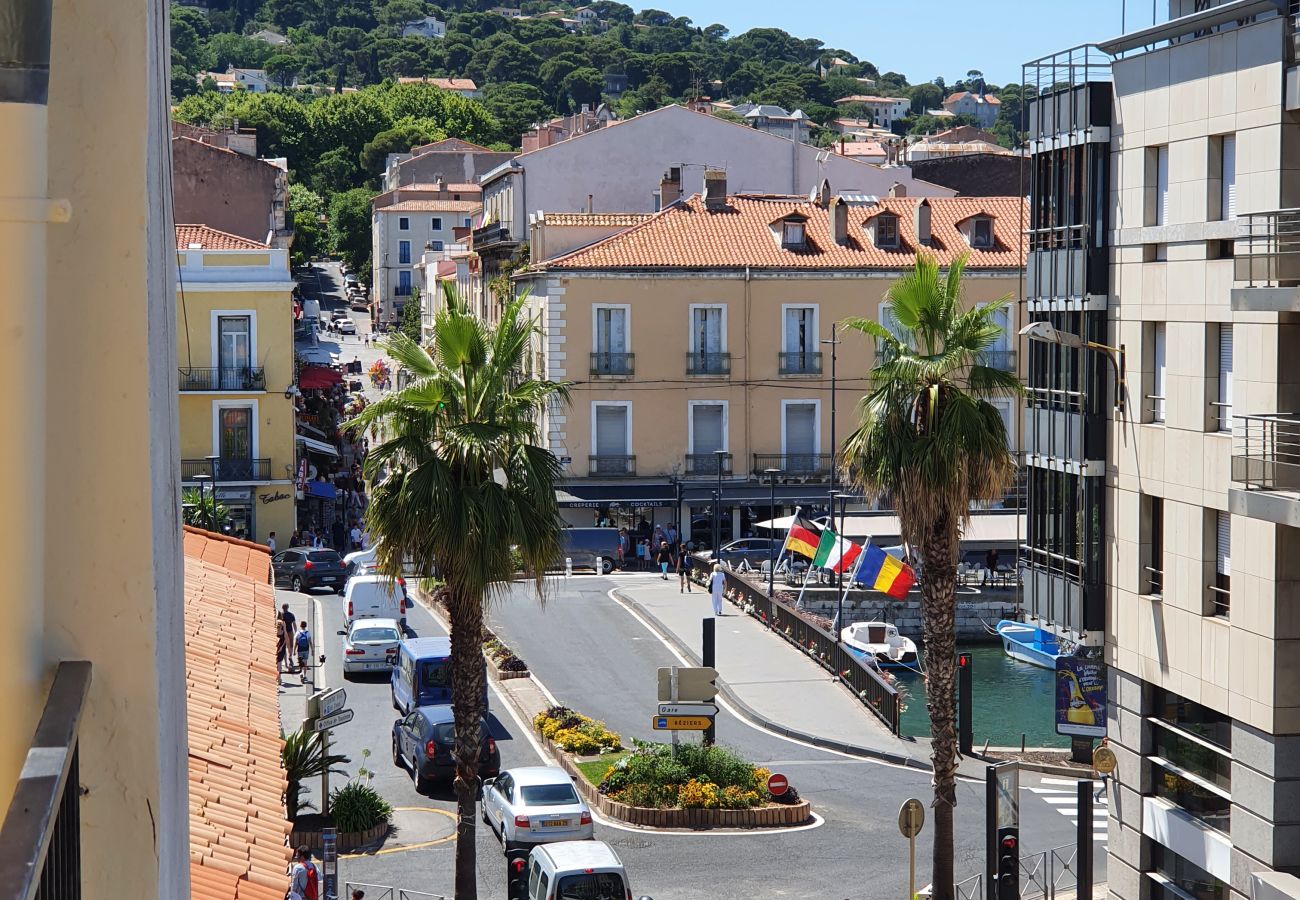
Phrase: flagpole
[
  {"left": 771, "top": 505, "right": 799, "bottom": 598},
  {"left": 835, "top": 539, "right": 868, "bottom": 637}
]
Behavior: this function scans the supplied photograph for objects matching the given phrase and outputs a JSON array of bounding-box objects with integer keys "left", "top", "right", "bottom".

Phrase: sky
[{"left": 667, "top": 0, "right": 1140, "bottom": 88}]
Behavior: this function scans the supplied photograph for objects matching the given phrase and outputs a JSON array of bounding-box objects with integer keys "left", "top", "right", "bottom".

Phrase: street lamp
[
  {"left": 765, "top": 468, "right": 781, "bottom": 598},
  {"left": 1019, "top": 321, "right": 1127, "bottom": 415},
  {"left": 193, "top": 473, "right": 213, "bottom": 531},
  {"left": 713, "top": 448, "right": 728, "bottom": 559},
  {"left": 820, "top": 323, "right": 840, "bottom": 496}
]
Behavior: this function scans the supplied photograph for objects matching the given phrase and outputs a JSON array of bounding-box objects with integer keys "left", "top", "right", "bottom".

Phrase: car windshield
[
  {"left": 520, "top": 784, "right": 580, "bottom": 806},
  {"left": 431, "top": 719, "right": 489, "bottom": 745},
  {"left": 419, "top": 659, "right": 451, "bottom": 688},
  {"left": 351, "top": 627, "right": 399, "bottom": 643},
  {"left": 308, "top": 551, "right": 340, "bottom": 563},
  {"left": 555, "top": 873, "right": 626, "bottom": 900}
]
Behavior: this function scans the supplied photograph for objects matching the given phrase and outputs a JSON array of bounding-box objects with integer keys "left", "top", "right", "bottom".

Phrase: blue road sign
[{"left": 656, "top": 717, "right": 667, "bottom": 729}]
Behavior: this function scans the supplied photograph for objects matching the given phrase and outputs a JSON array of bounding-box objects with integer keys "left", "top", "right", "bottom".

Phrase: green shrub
[
  {"left": 596, "top": 740, "right": 768, "bottom": 809},
  {"left": 329, "top": 780, "right": 392, "bottom": 833}
]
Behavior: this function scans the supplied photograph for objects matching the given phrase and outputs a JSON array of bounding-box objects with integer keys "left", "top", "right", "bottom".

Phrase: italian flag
[{"left": 812, "top": 528, "right": 862, "bottom": 574}]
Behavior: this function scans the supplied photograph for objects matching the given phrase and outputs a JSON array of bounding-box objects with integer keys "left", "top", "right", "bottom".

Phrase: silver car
[
  {"left": 482, "top": 766, "right": 593, "bottom": 850},
  {"left": 341, "top": 617, "right": 401, "bottom": 677}
]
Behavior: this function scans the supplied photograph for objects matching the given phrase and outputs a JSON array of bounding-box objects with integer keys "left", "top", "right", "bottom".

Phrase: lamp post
[
  {"left": 837, "top": 491, "right": 848, "bottom": 639},
  {"left": 193, "top": 473, "right": 212, "bottom": 531},
  {"left": 1019, "top": 321, "right": 1127, "bottom": 414},
  {"left": 821, "top": 322, "right": 840, "bottom": 497},
  {"left": 828, "top": 490, "right": 841, "bottom": 630},
  {"left": 713, "top": 448, "right": 727, "bottom": 559},
  {"left": 765, "top": 468, "right": 781, "bottom": 598}
]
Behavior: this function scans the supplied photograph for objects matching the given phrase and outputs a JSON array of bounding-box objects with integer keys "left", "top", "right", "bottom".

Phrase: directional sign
[
  {"left": 319, "top": 688, "right": 348, "bottom": 718},
  {"left": 656, "top": 666, "right": 718, "bottom": 703},
  {"left": 657, "top": 703, "right": 718, "bottom": 717},
  {"left": 652, "top": 716, "right": 713, "bottom": 731},
  {"left": 313, "top": 709, "right": 355, "bottom": 732}
]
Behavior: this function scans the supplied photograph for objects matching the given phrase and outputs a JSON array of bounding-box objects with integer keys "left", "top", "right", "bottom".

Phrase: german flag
[{"left": 783, "top": 514, "right": 822, "bottom": 560}]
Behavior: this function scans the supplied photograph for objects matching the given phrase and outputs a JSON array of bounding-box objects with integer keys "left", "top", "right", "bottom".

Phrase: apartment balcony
[
  {"left": 778, "top": 351, "right": 822, "bottom": 376},
  {"left": 0, "top": 661, "right": 90, "bottom": 899},
  {"left": 1233, "top": 209, "right": 1300, "bottom": 311},
  {"left": 589, "top": 455, "right": 635, "bottom": 477},
  {"left": 686, "top": 352, "right": 730, "bottom": 376},
  {"left": 1229, "top": 413, "right": 1300, "bottom": 526},
  {"left": 471, "top": 222, "right": 516, "bottom": 253},
  {"left": 752, "top": 453, "right": 833, "bottom": 480},
  {"left": 685, "top": 452, "right": 733, "bottom": 477},
  {"left": 182, "top": 457, "right": 273, "bottom": 482},
  {"left": 979, "top": 349, "right": 1018, "bottom": 372},
  {"left": 589, "top": 352, "right": 634, "bottom": 377},
  {"left": 178, "top": 366, "right": 267, "bottom": 392}
]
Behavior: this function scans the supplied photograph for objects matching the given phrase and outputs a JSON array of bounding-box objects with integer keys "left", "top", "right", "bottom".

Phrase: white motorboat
[{"left": 840, "top": 621, "right": 919, "bottom": 668}]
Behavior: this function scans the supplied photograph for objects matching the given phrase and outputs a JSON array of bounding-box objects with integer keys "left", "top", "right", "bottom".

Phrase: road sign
[
  {"left": 898, "top": 798, "right": 925, "bottom": 838},
  {"left": 656, "top": 666, "right": 718, "bottom": 703},
  {"left": 657, "top": 703, "right": 718, "bottom": 717},
  {"left": 767, "top": 773, "right": 789, "bottom": 797},
  {"left": 652, "top": 716, "right": 712, "bottom": 731},
  {"left": 1093, "top": 745, "right": 1117, "bottom": 775},
  {"left": 313, "top": 709, "right": 355, "bottom": 732},
  {"left": 318, "top": 688, "right": 347, "bottom": 718}
]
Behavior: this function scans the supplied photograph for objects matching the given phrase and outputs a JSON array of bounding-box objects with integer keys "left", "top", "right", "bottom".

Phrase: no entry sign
[{"left": 767, "top": 773, "right": 789, "bottom": 796}]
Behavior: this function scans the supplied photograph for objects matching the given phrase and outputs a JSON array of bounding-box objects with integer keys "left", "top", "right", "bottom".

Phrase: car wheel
[
  {"left": 291, "top": 576, "right": 303, "bottom": 593},
  {"left": 391, "top": 736, "right": 402, "bottom": 768},
  {"left": 504, "top": 839, "right": 520, "bottom": 853},
  {"left": 601, "top": 558, "right": 614, "bottom": 575},
  {"left": 412, "top": 760, "right": 430, "bottom": 793}
]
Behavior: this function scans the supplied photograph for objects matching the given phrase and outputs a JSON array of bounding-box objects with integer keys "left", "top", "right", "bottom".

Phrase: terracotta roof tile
[
  {"left": 544, "top": 213, "right": 655, "bottom": 227},
  {"left": 381, "top": 199, "right": 483, "bottom": 212},
  {"left": 542, "top": 194, "right": 1027, "bottom": 271},
  {"left": 176, "top": 225, "right": 268, "bottom": 251}
]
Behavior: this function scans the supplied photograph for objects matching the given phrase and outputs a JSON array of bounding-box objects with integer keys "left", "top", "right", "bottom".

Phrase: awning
[
  {"left": 556, "top": 483, "right": 676, "bottom": 509},
  {"left": 299, "top": 364, "right": 343, "bottom": 389},
  {"left": 296, "top": 434, "right": 340, "bottom": 458},
  {"left": 297, "top": 345, "right": 335, "bottom": 365},
  {"left": 754, "top": 511, "right": 1024, "bottom": 547},
  {"left": 305, "top": 480, "right": 337, "bottom": 499}
]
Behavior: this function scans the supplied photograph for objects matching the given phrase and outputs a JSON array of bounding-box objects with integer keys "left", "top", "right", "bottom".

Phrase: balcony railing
[
  {"left": 752, "top": 453, "right": 833, "bottom": 478},
  {"left": 685, "top": 453, "right": 732, "bottom": 476},
  {"left": 0, "top": 660, "right": 91, "bottom": 900},
  {"left": 686, "top": 352, "right": 731, "bottom": 376},
  {"left": 1232, "top": 413, "right": 1300, "bottom": 492},
  {"left": 978, "top": 349, "right": 1018, "bottom": 372},
  {"left": 1236, "top": 209, "right": 1300, "bottom": 287},
  {"left": 589, "top": 455, "right": 635, "bottom": 476},
  {"left": 589, "top": 352, "right": 634, "bottom": 377},
  {"left": 182, "top": 457, "right": 273, "bottom": 481},
  {"left": 778, "top": 351, "right": 823, "bottom": 375},
  {"left": 178, "top": 367, "right": 266, "bottom": 391}
]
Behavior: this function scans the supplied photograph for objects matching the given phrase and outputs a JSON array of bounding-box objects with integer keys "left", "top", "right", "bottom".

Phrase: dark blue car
[{"left": 391, "top": 705, "right": 499, "bottom": 790}]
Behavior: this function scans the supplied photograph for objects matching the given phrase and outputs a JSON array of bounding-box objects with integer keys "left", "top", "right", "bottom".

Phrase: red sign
[{"left": 767, "top": 773, "right": 789, "bottom": 796}]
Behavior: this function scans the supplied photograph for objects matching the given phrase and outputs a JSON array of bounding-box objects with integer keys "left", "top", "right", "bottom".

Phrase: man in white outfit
[{"left": 709, "top": 563, "right": 726, "bottom": 616}]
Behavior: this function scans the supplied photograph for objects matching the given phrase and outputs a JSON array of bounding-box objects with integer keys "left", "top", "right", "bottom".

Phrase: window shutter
[
  {"left": 1221, "top": 135, "right": 1237, "bottom": 220},
  {"left": 1216, "top": 511, "right": 1231, "bottom": 577},
  {"left": 610, "top": 308, "right": 626, "bottom": 353},
  {"left": 1218, "top": 324, "right": 1233, "bottom": 429},
  {"left": 1153, "top": 323, "right": 1167, "bottom": 421},
  {"left": 595, "top": 406, "right": 628, "bottom": 456},
  {"left": 1156, "top": 146, "right": 1170, "bottom": 226},
  {"left": 691, "top": 404, "right": 725, "bottom": 454}
]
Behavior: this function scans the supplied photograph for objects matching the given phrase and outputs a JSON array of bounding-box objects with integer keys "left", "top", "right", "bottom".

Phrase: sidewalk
[{"left": 611, "top": 575, "right": 932, "bottom": 768}]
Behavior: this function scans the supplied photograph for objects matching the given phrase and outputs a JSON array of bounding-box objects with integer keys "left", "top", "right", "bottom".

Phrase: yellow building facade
[{"left": 176, "top": 226, "right": 298, "bottom": 544}]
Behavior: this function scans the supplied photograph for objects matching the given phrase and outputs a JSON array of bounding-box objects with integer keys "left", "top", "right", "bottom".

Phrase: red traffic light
[
  {"left": 512, "top": 860, "right": 527, "bottom": 873},
  {"left": 959, "top": 653, "right": 972, "bottom": 667},
  {"left": 1001, "top": 836, "right": 1017, "bottom": 850}
]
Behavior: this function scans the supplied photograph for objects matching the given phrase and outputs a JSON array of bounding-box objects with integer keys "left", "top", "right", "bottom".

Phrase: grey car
[{"left": 715, "top": 538, "right": 778, "bottom": 567}]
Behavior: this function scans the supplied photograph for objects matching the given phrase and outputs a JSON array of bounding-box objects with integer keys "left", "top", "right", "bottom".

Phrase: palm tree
[
  {"left": 349, "top": 286, "right": 568, "bottom": 899},
  {"left": 281, "top": 725, "right": 351, "bottom": 820},
  {"left": 840, "top": 254, "right": 1020, "bottom": 899},
  {"left": 181, "top": 487, "right": 230, "bottom": 531}
]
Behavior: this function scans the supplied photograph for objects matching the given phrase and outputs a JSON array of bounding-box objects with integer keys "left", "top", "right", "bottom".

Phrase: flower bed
[
  {"left": 533, "top": 706, "right": 622, "bottom": 755},
  {"left": 483, "top": 629, "right": 530, "bottom": 680}
]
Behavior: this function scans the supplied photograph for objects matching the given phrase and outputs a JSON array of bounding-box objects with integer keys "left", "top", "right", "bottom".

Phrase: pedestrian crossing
[{"left": 1028, "top": 777, "right": 1110, "bottom": 843}]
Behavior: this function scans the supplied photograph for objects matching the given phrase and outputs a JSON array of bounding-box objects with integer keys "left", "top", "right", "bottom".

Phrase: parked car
[
  {"left": 483, "top": 766, "right": 593, "bottom": 850},
  {"left": 342, "top": 617, "right": 402, "bottom": 677},
  {"left": 391, "top": 705, "right": 499, "bottom": 790},
  {"left": 271, "top": 548, "right": 347, "bottom": 593},
  {"left": 715, "top": 538, "right": 778, "bottom": 567},
  {"left": 336, "top": 318, "right": 357, "bottom": 335},
  {"left": 522, "top": 841, "right": 648, "bottom": 900},
  {"left": 553, "top": 527, "right": 620, "bottom": 574},
  {"left": 350, "top": 298, "right": 369, "bottom": 312},
  {"left": 330, "top": 307, "right": 349, "bottom": 320},
  {"left": 343, "top": 574, "right": 406, "bottom": 629}
]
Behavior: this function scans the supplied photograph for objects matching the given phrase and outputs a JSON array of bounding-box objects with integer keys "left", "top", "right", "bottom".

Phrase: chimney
[
  {"left": 660, "top": 168, "right": 682, "bottom": 207},
  {"left": 914, "top": 198, "right": 932, "bottom": 245},
  {"left": 888, "top": 182, "right": 907, "bottom": 198},
  {"left": 704, "top": 169, "right": 727, "bottom": 211},
  {"left": 829, "top": 198, "right": 849, "bottom": 246}
]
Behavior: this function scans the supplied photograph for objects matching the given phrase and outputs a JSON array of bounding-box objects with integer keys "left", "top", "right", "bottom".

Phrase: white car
[
  {"left": 343, "top": 574, "right": 406, "bottom": 629},
  {"left": 341, "top": 617, "right": 402, "bottom": 677},
  {"left": 482, "top": 766, "right": 593, "bottom": 850},
  {"left": 337, "top": 318, "right": 357, "bottom": 335}
]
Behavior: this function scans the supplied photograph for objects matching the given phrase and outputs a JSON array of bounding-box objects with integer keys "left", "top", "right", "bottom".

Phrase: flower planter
[{"left": 289, "top": 820, "right": 390, "bottom": 855}]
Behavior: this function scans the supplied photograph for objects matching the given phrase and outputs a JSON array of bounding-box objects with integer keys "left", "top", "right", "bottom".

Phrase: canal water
[{"left": 894, "top": 643, "right": 1068, "bottom": 748}]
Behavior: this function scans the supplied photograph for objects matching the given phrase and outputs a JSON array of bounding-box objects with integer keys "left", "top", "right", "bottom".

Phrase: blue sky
[{"left": 668, "top": 0, "right": 1138, "bottom": 88}]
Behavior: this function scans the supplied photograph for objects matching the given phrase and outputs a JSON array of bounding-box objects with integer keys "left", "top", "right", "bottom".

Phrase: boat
[
  {"left": 995, "top": 620, "right": 1062, "bottom": 670},
  {"left": 840, "top": 621, "right": 919, "bottom": 668}
]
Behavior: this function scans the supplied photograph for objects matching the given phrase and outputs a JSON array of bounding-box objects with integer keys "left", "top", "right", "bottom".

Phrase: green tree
[
  {"left": 360, "top": 117, "right": 447, "bottom": 177},
  {"left": 908, "top": 83, "right": 943, "bottom": 115},
  {"left": 560, "top": 66, "right": 603, "bottom": 110},
  {"left": 281, "top": 725, "right": 351, "bottom": 820},
  {"left": 206, "top": 32, "right": 274, "bottom": 71},
  {"left": 398, "top": 286, "right": 423, "bottom": 342},
  {"left": 328, "top": 187, "right": 375, "bottom": 273},
  {"left": 264, "top": 53, "right": 302, "bottom": 89},
  {"left": 181, "top": 488, "right": 231, "bottom": 531},
  {"left": 840, "top": 255, "right": 1020, "bottom": 900},
  {"left": 288, "top": 184, "right": 327, "bottom": 264},
  {"left": 481, "top": 82, "right": 550, "bottom": 144},
  {"left": 352, "top": 290, "right": 569, "bottom": 900}
]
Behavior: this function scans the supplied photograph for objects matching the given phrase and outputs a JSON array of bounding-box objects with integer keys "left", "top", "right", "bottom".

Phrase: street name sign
[
  {"left": 656, "top": 703, "right": 718, "bottom": 717},
  {"left": 319, "top": 688, "right": 347, "bottom": 718},
  {"left": 313, "top": 709, "right": 355, "bottom": 732},
  {"left": 652, "top": 716, "right": 712, "bottom": 731}
]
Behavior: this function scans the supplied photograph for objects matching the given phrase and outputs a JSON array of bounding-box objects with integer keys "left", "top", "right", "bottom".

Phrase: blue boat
[{"left": 995, "top": 620, "right": 1062, "bottom": 670}]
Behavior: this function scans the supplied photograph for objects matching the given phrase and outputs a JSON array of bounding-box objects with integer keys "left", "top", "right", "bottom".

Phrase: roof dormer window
[
  {"left": 970, "top": 216, "right": 993, "bottom": 249},
  {"left": 875, "top": 213, "right": 899, "bottom": 249},
  {"left": 782, "top": 220, "right": 806, "bottom": 249}
]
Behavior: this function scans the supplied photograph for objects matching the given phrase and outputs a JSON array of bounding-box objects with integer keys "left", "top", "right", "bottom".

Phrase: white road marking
[{"left": 1029, "top": 781, "right": 1109, "bottom": 842}]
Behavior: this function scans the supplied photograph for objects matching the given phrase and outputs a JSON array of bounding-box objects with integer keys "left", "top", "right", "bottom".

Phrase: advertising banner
[{"left": 1055, "top": 655, "right": 1107, "bottom": 738}]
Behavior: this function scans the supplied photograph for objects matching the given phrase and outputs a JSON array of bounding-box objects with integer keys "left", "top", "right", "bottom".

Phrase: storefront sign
[
  {"left": 1056, "top": 655, "right": 1107, "bottom": 738},
  {"left": 259, "top": 490, "right": 292, "bottom": 505},
  {"left": 216, "top": 487, "right": 252, "bottom": 502}
]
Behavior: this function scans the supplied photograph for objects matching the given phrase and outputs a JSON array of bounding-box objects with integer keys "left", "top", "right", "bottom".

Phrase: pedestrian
[
  {"left": 637, "top": 538, "right": 650, "bottom": 571},
  {"left": 616, "top": 527, "right": 629, "bottom": 569},
  {"left": 275, "top": 617, "right": 288, "bottom": 674},
  {"left": 280, "top": 602, "right": 296, "bottom": 638},
  {"left": 267, "top": 531, "right": 277, "bottom": 553},
  {"left": 984, "top": 548, "right": 999, "bottom": 586},
  {"left": 709, "top": 563, "right": 727, "bottom": 616},
  {"left": 289, "top": 529, "right": 302, "bottom": 548},
  {"left": 655, "top": 540, "right": 675, "bottom": 580},
  {"left": 678, "top": 542, "right": 693, "bottom": 593},
  {"left": 287, "top": 846, "right": 319, "bottom": 900},
  {"left": 296, "top": 621, "right": 313, "bottom": 685},
  {"left": 350, "top": 521, "right": 363, "bottom": 551},
  {"left": 666, "top": 523, "right": 678, "bottom": 546}
]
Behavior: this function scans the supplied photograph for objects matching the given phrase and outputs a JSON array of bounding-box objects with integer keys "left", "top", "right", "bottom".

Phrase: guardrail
[
  {"left": 178, "top": 367, "right": 267, "bottom": 391},
  {"left": 685, "top": 453, "right": 732, "bottom": 476},
  {"left": 751, "top": 453, "right": 833, "bottom": 478},
  {"left": 344, "top": 883, "right": 445, "bottom": 900},
  {"left": 181, "top": 457, "right": 273, "bottom": 481},
  {"left": 589, "top": 352, "right": 634, "bottom": 376},
  {"left": 1235, "top": 208, "right": 1300, "bottom": 287},
  {"left": 1232, "top": 412, "right": 1300, "bottom": 491},
  {"left": 686, "top": 352, "right": 731, "bottom": 376}
]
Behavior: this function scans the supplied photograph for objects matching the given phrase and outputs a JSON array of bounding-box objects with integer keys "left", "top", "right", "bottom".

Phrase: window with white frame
[
  {"left": 782, "top": 220, "right": 806, "bottom": 248},
  {"left": 399, "top": 240, "right": 411, "bottom": 264},
  {"left": 970, "top": 217, "right": 993, "bottom": 249},
  {"left": 397, "top": 270, "right": 412, "bottom": 296},
  {"left": 782, "top": 401, "right": 819, "bottom": 472},
  {"left": 431, "top": 217, "right": 443, "bottom": 230},
  {"left": 591, "top": 402, "right": 632, "bottom": 475},
  {"left": 430, "top": 240, "right": 444, "bottom": 251},
  {"left": 880, "top": 302, "right": 906, "bottom": 343},
  {"left": 689, "top": 401, "right": 727, "bottom": 473},
  {"left": 875, "top": 213, "right": 899, "bottom": 249},
  {"left": 1149, "top": 322, "right": 1166, "bottom": 423},
  {"left": 1219, "top": 134, "right": 1236, "bottom": 221},
  {"left": 592, "top": 305, "right": 631, "bottom": 375},
  {"left": 1214, "top": 324, "right": 1232, "bottom": 432},
  {"left": 1155, "top": 145, "right": 1169, "bottom": 226},
  {"left": 1212, "top": 510, "right": 1230, "bottom": 618}
]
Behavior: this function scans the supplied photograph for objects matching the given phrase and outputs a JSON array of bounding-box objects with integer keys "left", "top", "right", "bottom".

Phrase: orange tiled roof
[
  {"left": 541, "top": 194, "right": 1027, "bottom": 271},
  {"left": 381, "top": 199, "right": 483, "bottom": 212},
  {"left": 183, "top": 527, "right": 289, "bottom": 900},
  {"left": 544, "top": 213, "right": 654, "bottom": 227},
  {"left": 398, "top": 77, "right": 477, "bottom": 91},
  {"left": 835, "top": 95, "right": 907, "bottom": 105},
  {"left": 176, "top": 225, "right": 268, "bottom": 251}
]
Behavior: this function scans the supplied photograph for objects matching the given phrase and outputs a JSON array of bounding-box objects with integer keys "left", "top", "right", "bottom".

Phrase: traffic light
[
  {"left": 657, "top": 666, "right": 718, "bottom": 702},
  {"left": 995, "top": 827, "right": 1019, "bottom": 900},
  {"left": 958, "top": 652, "right": 972, "bottom": 669},
  {"left": 506, "top": 848, "right": 530, "bottom": 900}
]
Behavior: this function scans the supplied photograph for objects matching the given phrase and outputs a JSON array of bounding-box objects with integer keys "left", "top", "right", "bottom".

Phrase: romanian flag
[
  {"left": 853, "top": 543, "right": 916, "bottom": 599},
  {"left": 812, "top": 528, "right": 863, "bottom": 574},
  {"left": 783, "top": 514, "right": 822, "bottom": 560}
]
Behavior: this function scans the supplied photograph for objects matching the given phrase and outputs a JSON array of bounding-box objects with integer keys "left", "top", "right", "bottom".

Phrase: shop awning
[
  {"left": 297, "top": 345, "right": 335, "bottom": 365},
  {"left": 295, "top": 434, "right": 340, "bottom": 458},
  {"left": 305, "top": 480, "right": 337, "bottom": 499},
  {"left": 299, "top": 364, "right": 343, "bottom": 389},
  {"left": 753, "top": 511, "right": 1024, "bottom": 547}
]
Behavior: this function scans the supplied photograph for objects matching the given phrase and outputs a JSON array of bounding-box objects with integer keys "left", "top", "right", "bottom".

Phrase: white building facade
[{"left": 372, "top": 199, "right": 480, "bottom": 323}]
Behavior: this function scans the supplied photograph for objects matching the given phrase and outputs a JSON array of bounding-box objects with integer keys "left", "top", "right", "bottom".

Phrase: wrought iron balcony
[
  {"left": 752, "top": 453, "right": 833, "bottom": 478},
  {"left": 978, "top": 350, "right": 1018, "bottom": 372},
  {"left": 182, "top": 457, "right": 273, "bottom": 481},
  {"left": 686, "top": 352, "right": 730, "bottom": 376},
  {"left": 685, "top": 452, "right": 732, "bottom": 476},
  {"left": 0, "top": 660, "right": 90, "bottom": 900},
  {"left": 178, "top": 366, "right": 267, "bottom": 391},
  {"left": 589, "top": 455, "right": 635, "bottom": 476},
  {"left": 778, "top": 351, "right": 823, "bottom": 375},
  {"left": 589, "top": 352, "right": 634, "bottom": 377}
]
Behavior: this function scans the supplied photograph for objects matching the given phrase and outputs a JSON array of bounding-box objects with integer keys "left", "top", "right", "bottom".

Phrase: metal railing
[
  {"left": 685, "top": 453, "right": 732, "bottom": 476},
  {"left": 1208, "top": 584, "right": 1231, "bottom": 619},
  {"left": 1210, "top": 401, "right": 1233, "bottom": 433},
  {"left": 589, "top": 455, "right": 635, "bottom": 476},
  {"left": 344, "top": 884, "right": 445, "bottom": 900},
  {"left": 1145, "top": 566, "right": 1164, "bottom": 595},
  {"left": 1236, "top": 208, "right": 1300, "bottom": 287},
  {"left": 181, "top": 457, "right": 273, "bottom": 481},
  {"left": 1146, "top": 394, "right": 1166, "bottom": 423},
  {"left": 751, "top": 453, "right": 833, "bottom": 478},
  {"left": 589, "top": 352, "right": 634, "bottom": 376},
  {"left": 0, "top": 661, "right": 91, "bottom": 900},
  {"left": 177, "top": 366, "right": 267, "bottom": 391},
  {"left": 979, "top": 349, "right": 1018, "bottom": 372},
  {"left": 953, "top": 873, "right": 983, "bottom": 900},
  {"left": 778, "top": 351, "right": 823, "bottom": 375},
  {"left": 686, "top": 351, "right": 731, "bottom": 376},
  {"left": 1232, "top": 412, "right": 1300, "bottom": 491},
  {"left": 714, "top": 565, "right": 902, "bottom": 735}
]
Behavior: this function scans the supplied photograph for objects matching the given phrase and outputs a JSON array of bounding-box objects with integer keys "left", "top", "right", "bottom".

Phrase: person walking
[
  {"left": 267, "top": 531, "right": 277, "bottom": 553},
  {"left": 708, "top": 563, "right": 727, "bottom": 616},
  {"left": 637, "top": 538, "right": 650, "bottom": 571},
  {"left": 655, "top": 540, "right": 675, "bottom": 580},
  {"left": 287, "top": 846, "right": 319, "bottom": 900},
  {"left": 678, "top": 542, "right": 693, "bottom": 593},
  {"left": 295, "top": 621, "right": 313, "bottom": 685},
  {"left": 275, "top": 617, "right": 288, "bottom": 674}
]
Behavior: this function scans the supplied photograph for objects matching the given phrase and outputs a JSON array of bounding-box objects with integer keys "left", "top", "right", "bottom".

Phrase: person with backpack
[
  {"left": 288, "top": 846, "right": 319, "bottom": 900},
  {"left": 295, "top": 622, "right": 313, "bottom": 685},
  {"left": 677, "top": 542, "right": 694, "bottom": 593}
]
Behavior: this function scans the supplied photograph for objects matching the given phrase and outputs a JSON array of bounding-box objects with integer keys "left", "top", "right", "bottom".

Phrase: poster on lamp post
[{"left": 1055, "top": 655, "right": 1107, "bottom": 738}]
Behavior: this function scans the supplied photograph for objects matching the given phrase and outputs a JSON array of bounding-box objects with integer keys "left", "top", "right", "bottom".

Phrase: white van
[
  {"left": 343, "top": 574, "right": 406, "bottom": 629},
  {"left": 525, "top": 841, "right": 651, "bottom": 900}
]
